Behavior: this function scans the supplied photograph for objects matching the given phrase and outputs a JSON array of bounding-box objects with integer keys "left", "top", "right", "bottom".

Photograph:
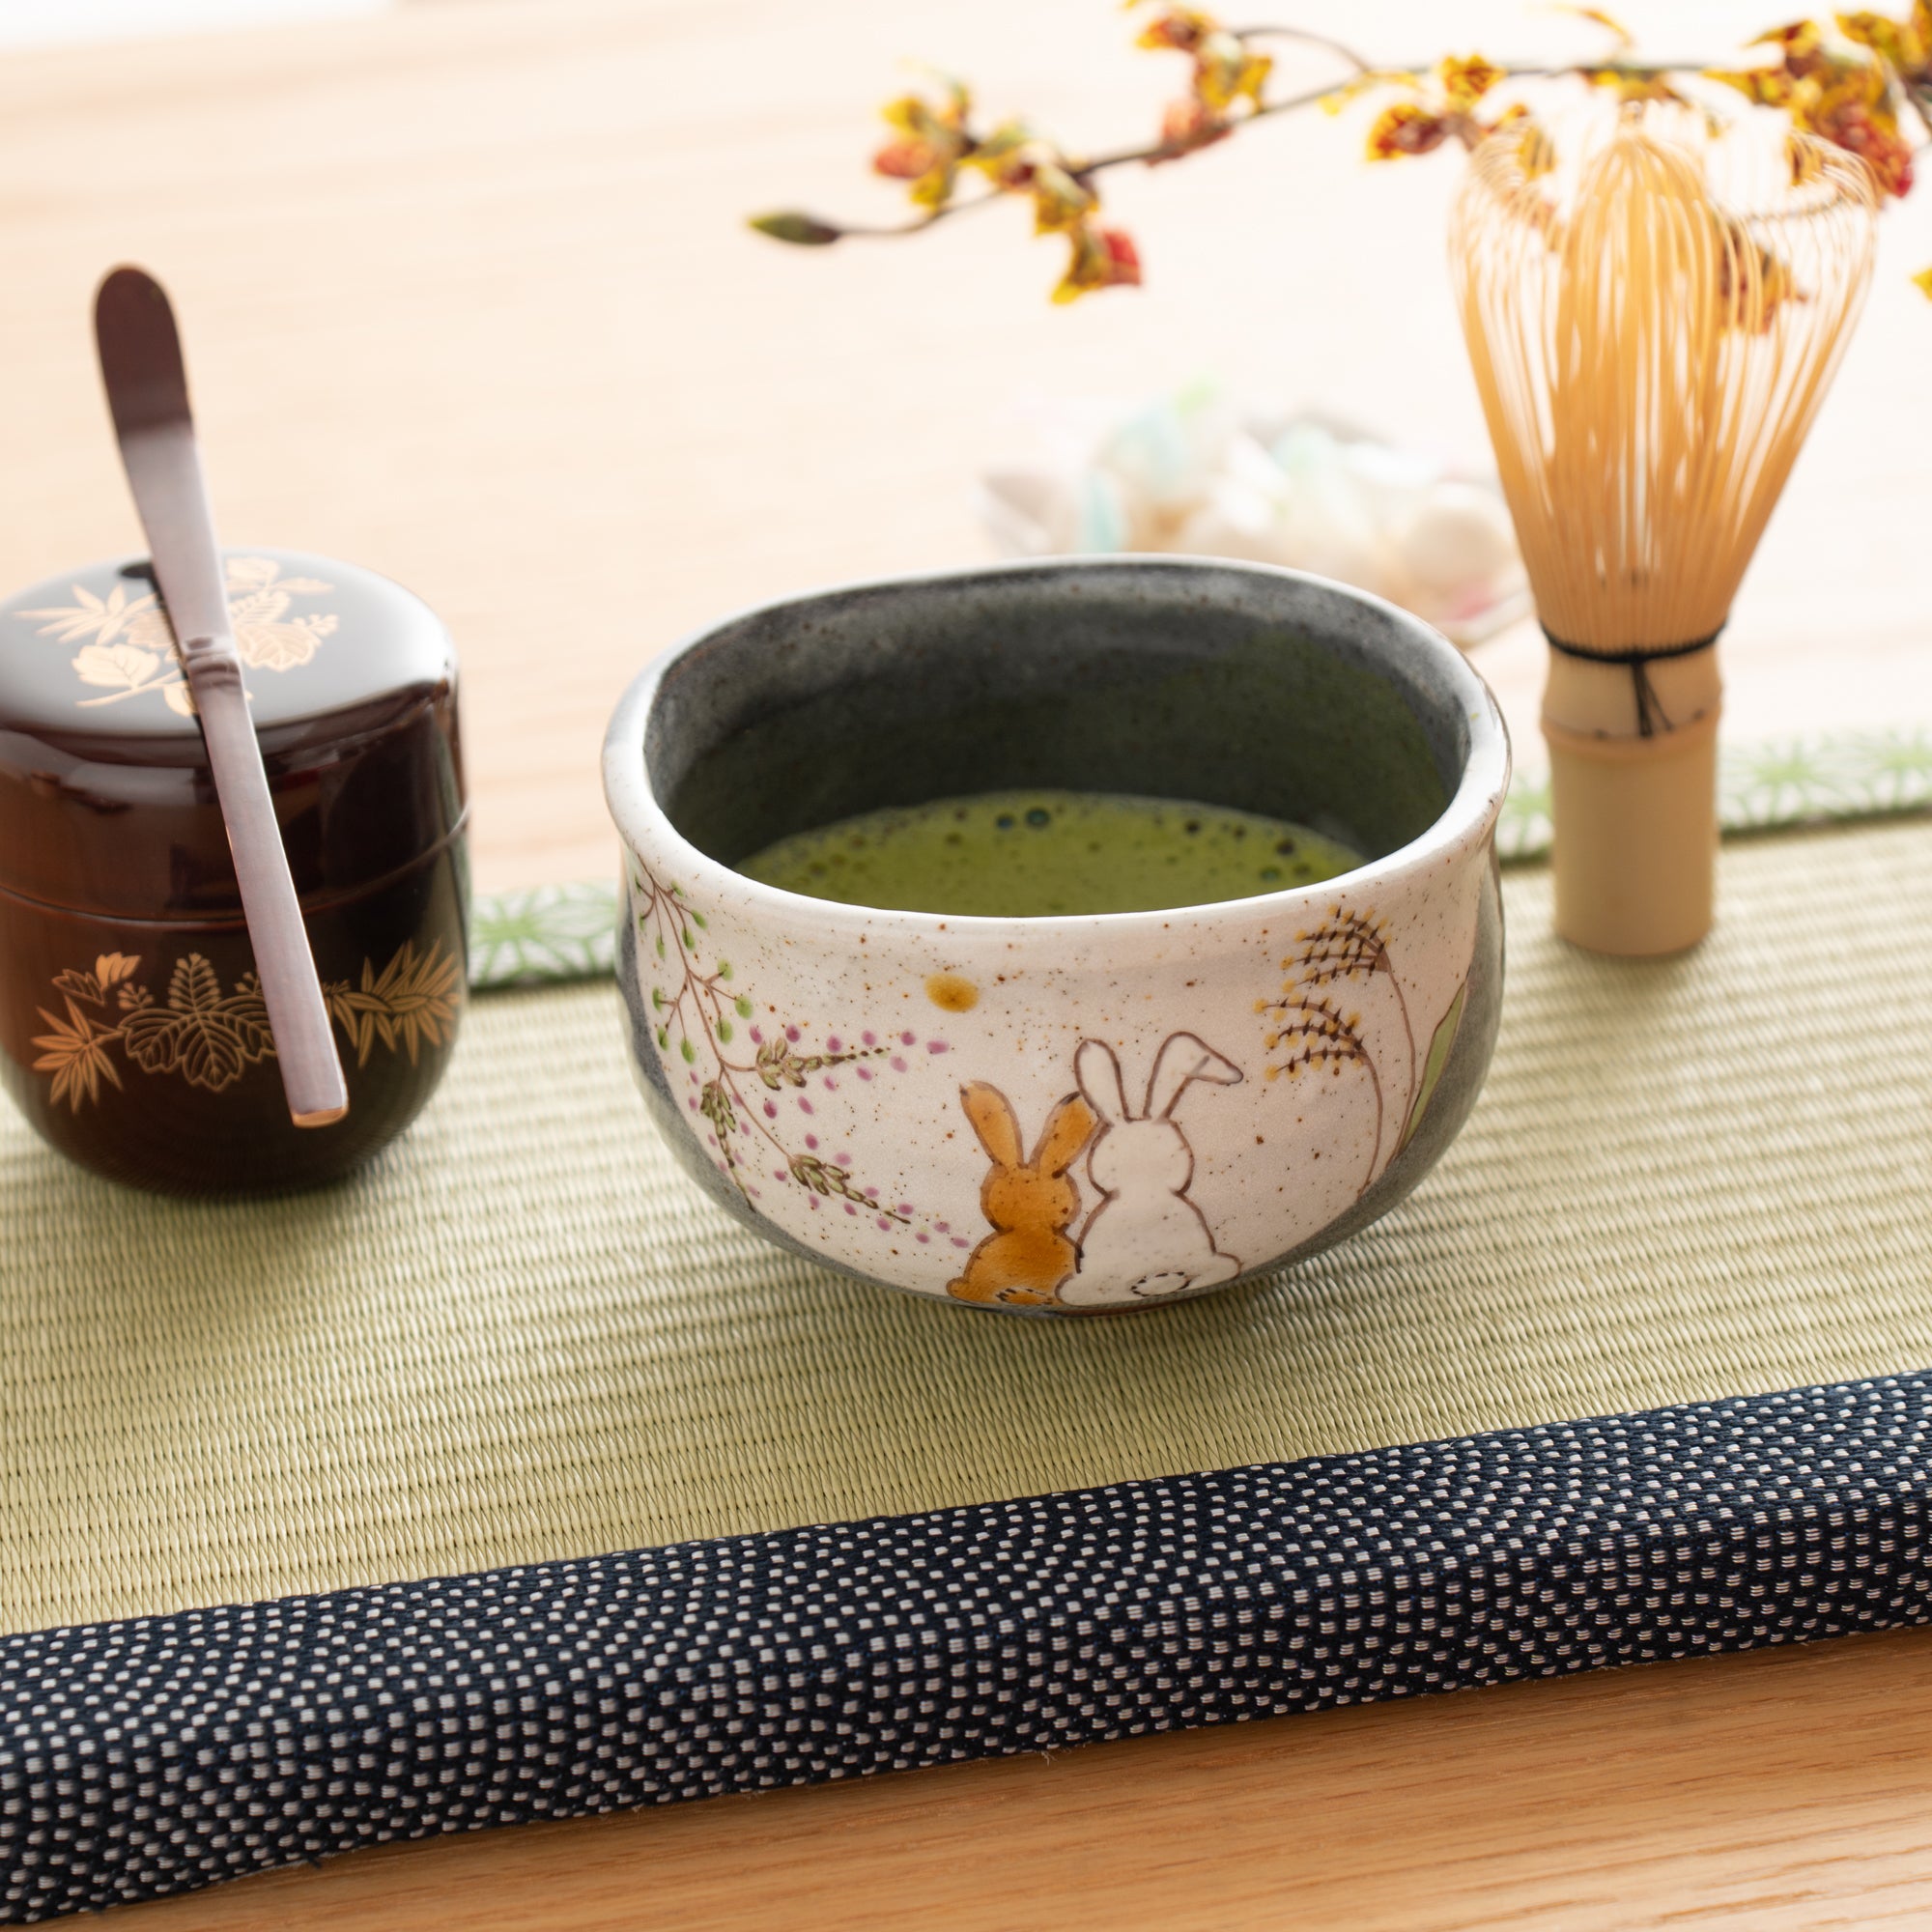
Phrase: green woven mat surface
[{"left": 6, "top": 818, "right": 1932, "bottom": 1635}]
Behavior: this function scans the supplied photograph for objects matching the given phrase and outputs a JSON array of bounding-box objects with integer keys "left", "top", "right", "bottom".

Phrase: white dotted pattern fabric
[
  {"left": 3, "top": 1374, "right": 1930, "bottom": 1918},
  {"left": 6, "top": 820, "right": 1932, "bottom": 1916}
]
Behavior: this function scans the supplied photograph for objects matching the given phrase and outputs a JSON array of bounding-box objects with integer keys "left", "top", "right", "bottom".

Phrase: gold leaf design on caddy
[
  {"left": 1257, "top": 902, "right": 1466, "bottom": 1198},
  {"left": 632, "top": 858, "right": 957, "bottom": 1248},
  {"left": 20, "top": 556, "right": 337, "bottom": 712},
  {"left": 120, "top": 954, "right": 271, "bottom": 1093},
  {"left": 29, "top": 1004, "right": 124, "bottom": 1112},
  {"left": 29, "top": 939, "right": 459, "bottom": 1110},
  {"left": 325, "top": 941, "right": 463, "bottom": 1068},
  {"left": 74, "top": 642, "right": 163, "bottom": 694}
]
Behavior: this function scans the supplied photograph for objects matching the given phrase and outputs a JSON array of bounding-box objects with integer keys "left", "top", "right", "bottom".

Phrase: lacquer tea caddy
[
  {"left": 0, "top": 547, "right": 468, "bottom": 1194},
  {"left": 604, "top": 556, "right": 1510, "bottom": 1316}
]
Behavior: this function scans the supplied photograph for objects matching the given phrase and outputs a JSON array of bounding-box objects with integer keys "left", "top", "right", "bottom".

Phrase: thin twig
[
  {"left": 823, "top": 58, "right": 1720, "bottom": 242},
  {"left": 1228, "top": 24, "right": 1377, "bottom": 73},
  {"left": 1083, "top": 77, "right": 1357, "bottom": 166}
]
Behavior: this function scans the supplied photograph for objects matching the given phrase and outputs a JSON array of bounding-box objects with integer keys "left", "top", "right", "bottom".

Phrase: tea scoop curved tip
[{"left": 94, "top": 266, "right": 349, "bottom": 1129}]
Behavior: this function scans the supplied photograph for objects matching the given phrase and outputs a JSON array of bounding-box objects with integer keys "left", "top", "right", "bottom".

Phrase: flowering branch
[{"left": 749, "top": 3, "right": 1932, "bottom": 301}]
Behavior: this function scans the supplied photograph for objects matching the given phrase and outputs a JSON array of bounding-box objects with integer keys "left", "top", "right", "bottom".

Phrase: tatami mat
[{"left": 5, "top": 820, "right": 1931, "bottom": 1632}]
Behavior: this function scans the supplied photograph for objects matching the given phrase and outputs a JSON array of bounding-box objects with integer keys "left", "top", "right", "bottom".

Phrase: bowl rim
[{"left": 602, "top": 554, "right": 1512, "bottom": 939}]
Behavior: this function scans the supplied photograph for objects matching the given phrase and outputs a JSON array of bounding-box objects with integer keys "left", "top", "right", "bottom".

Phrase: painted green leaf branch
[
  {"left": 789, "top": 1151, "right": 907, "bottom": 1219},
  {"left": 630, "top": 859, "right": 943, "bottom": 1236},
  {"left": 1396, "top": 981, "right": 1466, "bottom": 1154}
]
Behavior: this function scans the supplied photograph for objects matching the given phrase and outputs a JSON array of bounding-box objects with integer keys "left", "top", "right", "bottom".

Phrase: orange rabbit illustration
[{"left": 947, "top": 1083, "right": 1098, "bottom": 1306}]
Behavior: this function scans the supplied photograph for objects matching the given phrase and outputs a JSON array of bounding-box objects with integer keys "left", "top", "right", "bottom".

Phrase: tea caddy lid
[{"left": 0, "top": 547, "right": 463, "bottom": 921}]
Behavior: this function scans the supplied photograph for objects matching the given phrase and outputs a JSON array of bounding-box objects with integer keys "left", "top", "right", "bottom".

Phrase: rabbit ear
[
  {"left": 1144, "top": 1032, "right": 1244, "bottom": 1120},
  {"left": 1075, "top": 1038, "right": 1132, "bottom": 1123},
  {"left": 959, "top": 1082, "right": 1025, "bottom": 1168},
  {"left": 1031, "top": 1092, "right": 1097, "bottom": 1177}
]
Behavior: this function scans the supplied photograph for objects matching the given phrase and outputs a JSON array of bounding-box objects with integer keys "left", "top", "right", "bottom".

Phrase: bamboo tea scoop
[{"left": 94, "top": 266, "right": 349, "bottom": 1127}]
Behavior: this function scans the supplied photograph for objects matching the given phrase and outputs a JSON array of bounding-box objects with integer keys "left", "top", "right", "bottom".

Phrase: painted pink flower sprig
[{"left": 635, "top": 859, "right": 971, "bottom": 1254}]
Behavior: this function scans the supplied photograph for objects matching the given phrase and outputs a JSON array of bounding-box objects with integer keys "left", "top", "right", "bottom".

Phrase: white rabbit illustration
[{"left": 1061, "top": 1032, "right": 1243, "bottom": 1308}]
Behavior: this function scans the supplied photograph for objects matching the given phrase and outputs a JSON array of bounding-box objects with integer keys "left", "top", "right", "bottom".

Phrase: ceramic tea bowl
[{"left": 603, "top": 556, "right": 1509, "bottom": 1316}]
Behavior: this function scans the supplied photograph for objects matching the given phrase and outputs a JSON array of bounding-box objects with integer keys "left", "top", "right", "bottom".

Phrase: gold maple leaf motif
[
  {"left": 30, "top": 940, "right": 458, "bottom": 1112},
  {"left": 22, "top": 557, "right": 336, "bottom": 710},
  {"left": 31, "top": 999, "right": 125, "bottom": 1112}
]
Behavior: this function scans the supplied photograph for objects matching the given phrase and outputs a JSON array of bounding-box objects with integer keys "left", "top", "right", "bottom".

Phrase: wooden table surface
[{"left": 0, "top": 0, "right": 1925, "bottom": 1924}]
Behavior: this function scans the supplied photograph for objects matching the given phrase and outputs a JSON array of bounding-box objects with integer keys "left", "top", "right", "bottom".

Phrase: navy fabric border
[{"left": 5, "top": 1370, "right": 1932, "bottom": 1920}]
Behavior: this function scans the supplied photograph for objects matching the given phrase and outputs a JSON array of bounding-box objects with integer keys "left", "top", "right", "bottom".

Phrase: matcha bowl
[{"left": 602, "top": 557, "right": 1509, "bottom": 1316}]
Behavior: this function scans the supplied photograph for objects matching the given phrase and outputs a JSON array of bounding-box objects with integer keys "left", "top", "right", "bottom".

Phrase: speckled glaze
[{"left": 603, "top": 557, "right": 1509, "bottom": 1316}]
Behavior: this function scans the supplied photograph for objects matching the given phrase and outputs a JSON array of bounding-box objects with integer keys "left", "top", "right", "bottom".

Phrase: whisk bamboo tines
[{"left": 1451, "top": 110, "right": 1878, "bottom": 955}]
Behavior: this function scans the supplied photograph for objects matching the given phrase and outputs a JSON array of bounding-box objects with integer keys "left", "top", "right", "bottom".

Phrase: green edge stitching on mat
[
  {"left": 1494, "top": 726, "right": 1932, "bottom": 863},
  {"left": 473, "top": 729, "right": 1932, "bottom": 992},
  {"left": 469, "top": 880, "right": 625, "bottom": 987}
]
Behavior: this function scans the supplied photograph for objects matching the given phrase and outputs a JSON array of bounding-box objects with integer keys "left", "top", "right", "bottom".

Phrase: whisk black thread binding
[{"left": 1541, "top": 629, "right": 1722, "bottom": 739}]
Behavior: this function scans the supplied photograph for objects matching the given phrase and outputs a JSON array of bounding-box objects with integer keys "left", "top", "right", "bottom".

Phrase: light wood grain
[
  {"left": 0, "top": 0, "right": 1926, "bottom": 893},
  {"left": 114, "top": 1629, "right": 1932, "bottom": 1931},
  {"left": 1, "top": 1, "right": 1926, "bottom": 1926}
]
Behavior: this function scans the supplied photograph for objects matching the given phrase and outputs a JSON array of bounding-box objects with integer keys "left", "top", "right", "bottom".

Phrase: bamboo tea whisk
[{"left": 1451, "top": 112, "right": 1878, "bottom": 954}]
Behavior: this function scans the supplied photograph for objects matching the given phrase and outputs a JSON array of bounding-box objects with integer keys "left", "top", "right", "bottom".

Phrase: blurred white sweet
[
  {"left": 977, "top": 388, "right": 1529, "bottom": 647},
  {"left": 1390, "top": 483, "right": 1521, "bottom": 616}
]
